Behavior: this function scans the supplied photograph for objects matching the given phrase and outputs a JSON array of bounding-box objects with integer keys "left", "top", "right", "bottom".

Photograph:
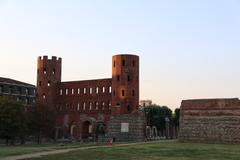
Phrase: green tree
[
  {"left": 0, "top": 97, "right": 27, "bottom": 145},
  {"left": 28, "top": 102, "right": 56, "bottom": 144},
  {"left": 144, "top": 105, "right": 172, "bottom": 131},
  {"left": 173, "top": 108, "right": 180, "bottom": 127}
]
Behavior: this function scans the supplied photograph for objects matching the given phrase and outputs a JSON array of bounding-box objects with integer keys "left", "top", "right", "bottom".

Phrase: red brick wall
[
  {"left": 36, "top": 56, "right": 61, "bottom": 106},
  {"left": 111, "top": 54, "right": 139, "bottom": 116},
  {"left": 55, "top": 79, "right": 112, "bottom": 126}
]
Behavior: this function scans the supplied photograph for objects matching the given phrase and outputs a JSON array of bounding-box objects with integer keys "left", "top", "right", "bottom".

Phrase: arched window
[
  {"left": 122, "top": 90, "right": 125, "bottom": 96},
  {"left": 117, "top": 75, "right": 120, "bottom": 81},
  {"left": 127, "top": 105, "right": 131, "bottom": 112},
  {"left": 109, "top": 86, "right": 112, "bottom": 93},
  {"left": 89, "top": 102, "right": 92, "bottom": 110},
  {"left": 102, "top": 102, "right": 105, "bottom": 110},
  {"left": 122, "top": 60, "right": 125, "bottom": 66},
  {"left": 42, "top": 93, "right": 46, "bottom": 99},
  {"left": 96, "top": 87, "right": 99, "bottom": 94},
  {"left": 90, "top": 88, "right": 93, "bottom": 94},
  {"left": 128, "top": 75, "right": 130, "bottom": 82},
  {"left": 52, "top": 68, "right": 56, "bottom": 75},
  {"left": 95, "top": 102, "right": 99, "bottom": 110},
  {"left": 43, "top": 68, "right": 47, "bottom": 74},
  {"left": 71, "top": 89, "right": 74, "bottom": 94}
]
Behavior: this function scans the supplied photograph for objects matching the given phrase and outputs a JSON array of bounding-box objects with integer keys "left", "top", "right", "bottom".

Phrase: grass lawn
[
  {"left": 0, "top": 142, "right": 104, "bottom": 158},
  {"left": 25, "top": 141, "right": 240, "bottom": 160}
]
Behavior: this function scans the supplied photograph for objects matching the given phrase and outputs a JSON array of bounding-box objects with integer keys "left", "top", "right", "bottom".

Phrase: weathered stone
[
  {"left": 107, "top": 111, "right": 147, "bottom": 142},
  {"left": 179, "top": 98, "right": 240, "bottom": 144}
]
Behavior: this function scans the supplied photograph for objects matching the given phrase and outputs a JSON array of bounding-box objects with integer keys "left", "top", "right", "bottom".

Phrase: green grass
[
  {"left": 0, "top": 142, "right": 104, "bottom": 158},
  {"left": 26, "top": 141, "right": 240, "bottom": 160}
]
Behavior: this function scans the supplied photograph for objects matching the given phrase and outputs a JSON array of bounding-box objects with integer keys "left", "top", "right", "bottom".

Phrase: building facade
[
  {"left": 36, "top": 54, "right": 141, "bottom": 140},
  {"left": 140, "top": 100, "right": 152, "bottom": 107},
  {"left": 0, "top": 77, "right": 36, "bottom": 105}
]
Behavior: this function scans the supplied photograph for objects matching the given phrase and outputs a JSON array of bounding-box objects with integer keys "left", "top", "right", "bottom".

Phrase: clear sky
[{"left": 0, "top": 0, "right": 240, "bottom": 110}]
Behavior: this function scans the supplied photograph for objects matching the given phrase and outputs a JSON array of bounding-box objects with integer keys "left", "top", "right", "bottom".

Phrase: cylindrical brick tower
[
  {"left": 111, "top": 54, "right": 139, "bottom": 116},
  {"left": 36, "top": 56, "right": 62, "bottom": 106}
]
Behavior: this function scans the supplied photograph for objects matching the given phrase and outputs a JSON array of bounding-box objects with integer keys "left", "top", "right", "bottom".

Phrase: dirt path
[{"left": 0, "top": 141, "right": 165, "bottom": 160}]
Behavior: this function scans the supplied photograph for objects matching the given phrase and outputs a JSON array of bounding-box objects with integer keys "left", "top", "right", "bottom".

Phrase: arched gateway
[
  {"left": 82, "top": 121, "right": 92, "bottom": 139},
  {"left": 37, "top": 55, "right": 146, "bottom": 142}
]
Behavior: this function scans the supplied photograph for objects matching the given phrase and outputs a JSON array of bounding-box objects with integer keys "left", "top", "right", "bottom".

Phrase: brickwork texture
[{"left": 179, "top": 98, "right": 240, "bottom": 143}]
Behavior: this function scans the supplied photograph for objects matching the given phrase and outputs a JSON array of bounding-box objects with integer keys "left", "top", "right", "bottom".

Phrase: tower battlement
[
  {"left": 36, "top": 55, "right": 62, "bottom": 105},
  {"left": 38, "top": 56, "right": 62, "bottom": 62}
]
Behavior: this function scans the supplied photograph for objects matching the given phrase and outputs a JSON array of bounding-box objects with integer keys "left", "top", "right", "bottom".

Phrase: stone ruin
[
  {"left": 145, "top": 119, "right": 179, "bottom": 140},
  {"left": 107, "top": 111, "right": 146, "bottom": 142},
  {"left": 179, "top": 98, "right": 240, "bottom": 143}
]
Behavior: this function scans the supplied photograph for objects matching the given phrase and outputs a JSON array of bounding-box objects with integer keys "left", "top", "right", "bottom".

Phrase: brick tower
[
  {"left": 36, "top": 56, "right": 62, "bottom": 106},
  {"left": 111, "top": 54, "right": 139, "bottom": 116}
]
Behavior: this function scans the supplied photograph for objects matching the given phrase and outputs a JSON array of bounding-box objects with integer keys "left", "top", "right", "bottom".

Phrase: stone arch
[
  {"left": 70, "top": 122, "right": 81, "bottom": 139},
  {"left": 81, "top": 121, "right": 92, "bottom": 139},
  {"left": 70, "top": 124, "right": 76, "bottom": 136},
  {"left": 80, "top": 116, "right": 97, "bottom": 139}
]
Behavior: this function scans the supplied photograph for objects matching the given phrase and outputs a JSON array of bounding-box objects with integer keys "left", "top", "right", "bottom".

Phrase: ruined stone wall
[
  {"left": 107, "top": 111, "right": 146, "bottom": 142},
  {"left": 179, "top": 98, "right": 240, "bottom": 143}
]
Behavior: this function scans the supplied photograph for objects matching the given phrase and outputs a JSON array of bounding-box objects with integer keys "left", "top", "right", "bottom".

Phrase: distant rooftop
[{"left": 0, "top": 77, "right": 35, "bottom": 87}]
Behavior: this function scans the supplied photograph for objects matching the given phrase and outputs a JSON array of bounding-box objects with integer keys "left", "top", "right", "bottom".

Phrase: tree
[
  {"left": 0, "top": 97, "right": 27, "bottom": 145},
  {"left": 28, "top": 102, "right": 56, "bottom": 144},
  {"left": 173, "top": 108, "right": 180, "bottom": 127},
  {"left": 143, "top": 105, "right": 172, "bottom": 131}
]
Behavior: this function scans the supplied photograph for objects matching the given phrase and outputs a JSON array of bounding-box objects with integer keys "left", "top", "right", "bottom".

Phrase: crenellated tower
[
  {"left": 36, "top": 56, "right": 62, "bottom": 106},
  {"left": 111, "top": 54, "right": 139, "bottom": 116}
]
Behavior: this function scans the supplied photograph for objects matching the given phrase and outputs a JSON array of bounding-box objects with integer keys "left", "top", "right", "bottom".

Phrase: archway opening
[
  {"left": 70, "top": 124, "right": 80, "bottom": 139},
  {"left": 82, "top": 121, "right": 92, "bottom": 139},
  {"left": 127, "top": 104, "right": 131, "bottom": 112}
]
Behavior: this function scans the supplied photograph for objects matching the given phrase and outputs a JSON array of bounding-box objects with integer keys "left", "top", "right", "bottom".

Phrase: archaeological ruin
[
  {"left": 36, "top": 54, "right": 146, "bottom": 141},
  {"left": 179, "top": 98, "right": 240, "bottom": 143}
]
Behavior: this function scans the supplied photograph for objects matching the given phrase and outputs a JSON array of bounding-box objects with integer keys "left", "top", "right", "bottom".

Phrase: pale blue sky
[{"left": 0, "top": 0, "right": 240, "bottom": 109}]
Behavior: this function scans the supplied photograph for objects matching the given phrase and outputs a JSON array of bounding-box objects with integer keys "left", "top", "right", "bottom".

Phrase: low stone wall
[
  {"left": 179, "top": 98, "right": 240, "bottom": 143},
  {"left": 107, "top": 111, "right": 146, "bottom": 142}
]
